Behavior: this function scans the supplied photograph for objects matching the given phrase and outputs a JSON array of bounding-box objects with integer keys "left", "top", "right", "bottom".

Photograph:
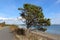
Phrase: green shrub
[{"left": 38, "top": 28, "right": 47, "bottom": 32}]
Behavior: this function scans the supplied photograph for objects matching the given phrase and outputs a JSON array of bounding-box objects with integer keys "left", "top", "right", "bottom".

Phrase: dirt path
[{"left": 0, "top": 27, "right": 15, "bottom": 40}]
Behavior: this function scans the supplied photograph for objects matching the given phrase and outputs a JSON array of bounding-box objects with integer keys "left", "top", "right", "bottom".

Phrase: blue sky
[{"left": 0, "top": 0, "right": 60, "bottom": 24}]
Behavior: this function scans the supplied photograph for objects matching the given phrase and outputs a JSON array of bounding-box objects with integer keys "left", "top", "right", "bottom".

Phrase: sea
[
  {"left": 46, "top": 25, "right": 60, "bottom": 35},
  {"left": 19, "top": 24, "right": 60, "bottom": 35}
]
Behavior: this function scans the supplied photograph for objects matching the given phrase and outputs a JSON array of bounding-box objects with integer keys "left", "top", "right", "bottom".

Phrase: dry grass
[
  {"left": 14, "top": 30, "right": 43, "bottom": 40},
  {"left": 14, "top": 29, "right": 55, "bottom": 40},
  {"left": 0, "top": 27, "right": 3, "bottom": 30},
  {"left": 9, "top": 25, "right": 18, "bottom": 32}
]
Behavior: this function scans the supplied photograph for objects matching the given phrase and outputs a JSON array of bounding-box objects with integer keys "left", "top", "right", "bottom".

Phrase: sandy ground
[
  {"left": 32, "top": 30, "right": 60, "bottom": 40},
  {"left": 15, "top": 29, "right": 60, "bottom": 40}
]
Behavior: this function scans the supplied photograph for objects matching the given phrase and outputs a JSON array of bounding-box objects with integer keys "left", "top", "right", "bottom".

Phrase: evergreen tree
[{"left": 18, "top": 4, "right": 51, "bottom": 31}]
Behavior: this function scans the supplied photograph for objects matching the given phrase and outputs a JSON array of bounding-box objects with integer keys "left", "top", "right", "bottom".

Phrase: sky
[{"left": 0, "top": 0, "right": 60, "bottom": 24}]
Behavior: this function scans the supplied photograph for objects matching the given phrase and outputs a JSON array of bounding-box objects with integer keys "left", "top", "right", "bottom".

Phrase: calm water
[
  {"left": 46, "top": 25, "right": 60, "bottom": 35},
  {"left": 19, "top": 24, "right": 60, "bottom": 35}
]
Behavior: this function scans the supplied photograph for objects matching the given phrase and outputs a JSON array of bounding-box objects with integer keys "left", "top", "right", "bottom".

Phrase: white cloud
[
  {"left": 0, "top": 17, "right": 16, "bottom": 20},
  {"left": 50, "top": 13, "right": 60, "bottom": 24},
  {"left": 0, "top": 16, "right": 26, "bottom": 24},
  {"left": 17, "top": 17, "right": 26, "bottom": 21},
  {"left": 0, "top": 16, "right": 25, "bottom": 21},
  {"left": 51, "top": 18, "right": 60, "bottom": 24}
]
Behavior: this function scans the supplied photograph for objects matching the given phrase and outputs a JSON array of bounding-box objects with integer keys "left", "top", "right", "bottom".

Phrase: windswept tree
[{"left": 18, "top": 4, "right": 51, "bottom": 31}]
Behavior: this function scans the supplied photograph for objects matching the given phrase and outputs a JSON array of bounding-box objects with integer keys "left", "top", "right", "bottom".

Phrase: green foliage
[
  {"left": 38, "top": 28, "right": 47, "bottom": 32},
  {"left": 18, "top": 4, "right": 51, "bottom": 31}
]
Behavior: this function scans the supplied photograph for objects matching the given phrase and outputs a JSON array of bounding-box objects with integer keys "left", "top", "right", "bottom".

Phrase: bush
[
  {"left": 15, "top": 28, "right": 25, "bottom": 35},
  {"left": 38, "top": 28, "right": 47, "bottom": 32}
]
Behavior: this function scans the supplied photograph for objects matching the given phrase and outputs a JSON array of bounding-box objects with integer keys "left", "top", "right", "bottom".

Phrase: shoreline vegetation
[
  {"left": 10, "top": 26, "right": 60, "bottom": 40},
  {"left": 0, "top": 22, "right": 60, "bottom": 40},
  {"left": 0, "top": 22, "right": 18, "bottom": 30}
]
